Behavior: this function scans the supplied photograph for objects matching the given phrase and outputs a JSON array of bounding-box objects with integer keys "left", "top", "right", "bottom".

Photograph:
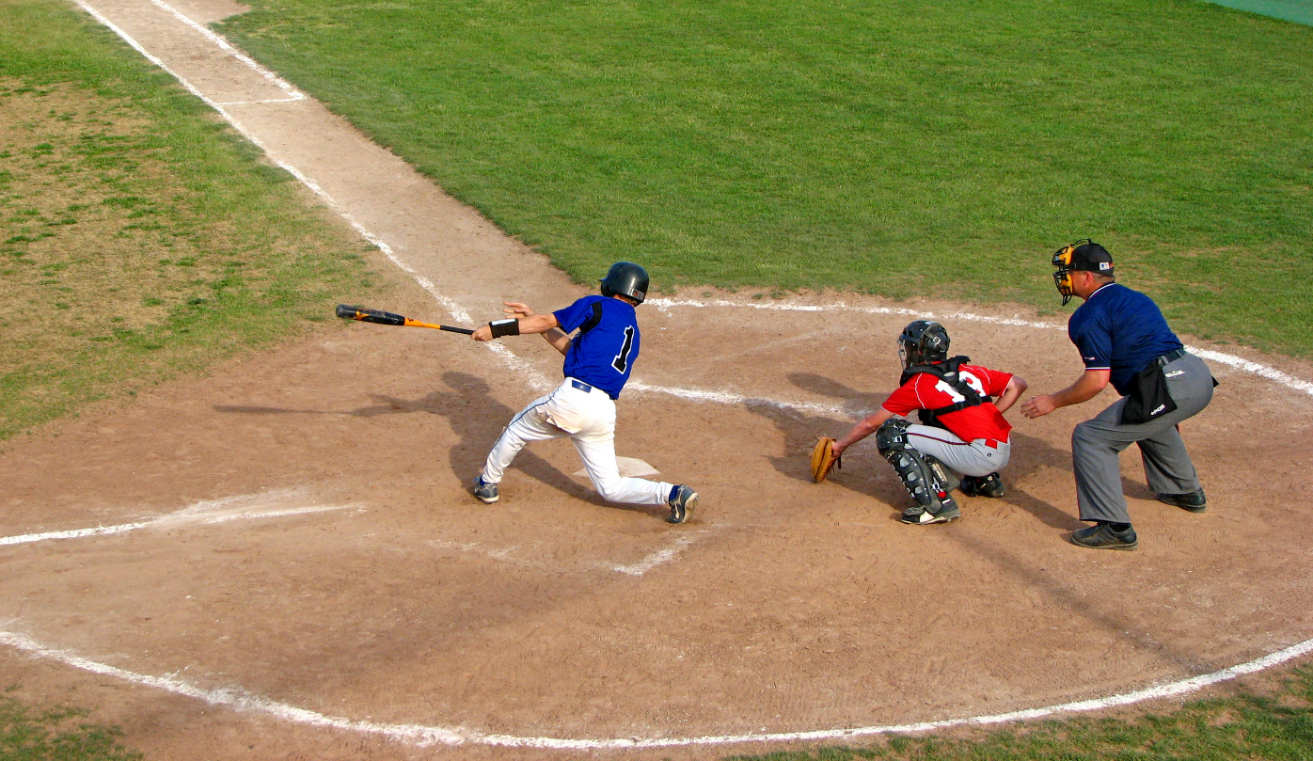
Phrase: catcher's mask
[
  {"left": 600, "top": 261, "right": 649, "bottom": 304},
  {"left": 898, "top": 320, "right": 950, "bottom": 368},
  {"left": 1051, "top": 239, "right": 1113, "bottom": 306}
]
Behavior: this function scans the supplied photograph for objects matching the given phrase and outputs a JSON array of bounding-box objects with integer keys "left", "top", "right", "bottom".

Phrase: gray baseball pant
[{"left": 1071, "top": 353, "right": 1214, "bottom": 524}]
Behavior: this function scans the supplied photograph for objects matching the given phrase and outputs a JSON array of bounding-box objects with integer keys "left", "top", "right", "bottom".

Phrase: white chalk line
[
  {"left": 610, "top": 533, "right": 704, "bottom": 576},
  {"left": 429, "top": 528, "right": 707, "bottom": 577},
  {"left": 1, "top": 627, "right": 1311, "bottom": 750},
  {"left": 0, "top": 522, "right": 152, "bottom": 546},
  {"left": 51, "top": 0, "right": 1313, "bottom": 750},
  {"left": 144, "top": 0, "right": 304, "bottom": 101},
  {"left": 649, "top": 297, "right": 1313, "bottom": 400},
  {"left": 0, "top": 490, "right": 359, "bottom": 547},
  {"left": 627, "top": 380, "right": 849, "bottom": 418}
]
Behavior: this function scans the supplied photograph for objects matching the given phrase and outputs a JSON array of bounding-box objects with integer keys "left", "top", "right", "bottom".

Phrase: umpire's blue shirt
[
  {"left": 553, "top": 295, "right": 640, "bottom": 399},
  {"left": 1068, "top": 283, "right": 1183, "bottom": 396}
]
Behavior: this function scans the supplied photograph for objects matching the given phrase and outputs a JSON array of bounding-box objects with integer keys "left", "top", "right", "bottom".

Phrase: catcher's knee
[{"left": 875, "top": 417, "right": 912, "bottom": 457}]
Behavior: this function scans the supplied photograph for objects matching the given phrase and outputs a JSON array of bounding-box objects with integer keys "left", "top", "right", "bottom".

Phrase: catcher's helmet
[
  {"left": 600, "top": 261, "right": 649, "bottom": 304},
  {"left": 898, "top": 320, "right": 950, "bottom": 368}
]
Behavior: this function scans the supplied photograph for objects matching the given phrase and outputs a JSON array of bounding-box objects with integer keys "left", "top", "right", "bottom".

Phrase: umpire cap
[{"left": 1066, "top": 241, "right": 1114, "bottom": 274}]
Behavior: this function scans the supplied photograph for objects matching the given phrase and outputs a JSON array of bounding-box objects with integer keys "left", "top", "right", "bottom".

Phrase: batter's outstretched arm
[
  {"left": 833, "top": 408, "right": 897, "bottom": 458},
  {"left": 994, "top": 375, "right": 1028, "bottom": 414},
  {"left": 501, "top": 302, "right": 571, "bottom": 355},
  {"left": 472, "top": 307, "right": 563, "bottom": 345},
  {"left": 1021, "top": 369, "right": 1109, "bottom": 418}
]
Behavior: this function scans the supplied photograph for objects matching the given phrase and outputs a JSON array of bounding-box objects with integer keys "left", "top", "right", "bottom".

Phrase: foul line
[
  {"left": 1, "top": 628, "right": 1311, "bottom": 750},
  {"left": 143, "top": 0, "right": 304, "bottom": 101}
]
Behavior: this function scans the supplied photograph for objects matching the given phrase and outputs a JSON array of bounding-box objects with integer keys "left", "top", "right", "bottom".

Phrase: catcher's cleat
[
  {"left": 1155, "top": 488, "right": 1206, "bottom": 513},
  {"left": 1070, "top": 522, "right": 1138, "bottom": 550},
  {"left": 900, "top": 495, "right": 960, "bottom": 525},
  {"left": 667, "top": 485, "right": 698, "bottom": 524},
  {"left": 472, "top": 476, "right": 499, "bottom": 504},
  {"left": 960, "top": 472, "right": 1006, "bottom": 498}
]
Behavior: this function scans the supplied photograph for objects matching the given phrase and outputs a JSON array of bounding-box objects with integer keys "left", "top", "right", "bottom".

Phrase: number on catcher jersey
[{"left": 934, "top": 371, "right": 985, "bottom": 403}]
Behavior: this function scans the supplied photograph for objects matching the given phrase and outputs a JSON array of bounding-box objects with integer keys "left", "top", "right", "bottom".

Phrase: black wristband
[{"left": 489, "top": 318, "right": 520, "bottom": 338}]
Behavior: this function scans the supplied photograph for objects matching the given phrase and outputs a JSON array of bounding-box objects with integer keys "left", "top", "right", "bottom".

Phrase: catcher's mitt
[{"left": 810, "top": 437, "right": 841, "bottom": 483}]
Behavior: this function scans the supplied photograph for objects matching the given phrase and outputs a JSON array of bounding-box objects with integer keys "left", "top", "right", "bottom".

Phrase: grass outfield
[
  {"left": 215, "top": 0, "right": 1313, "bottom": 356},
  {"left": 0, "top": 0, "right": 381, "bottom": 441},
  {"left": 727, "top": 668, "right": 1313, "bottom": 761}
]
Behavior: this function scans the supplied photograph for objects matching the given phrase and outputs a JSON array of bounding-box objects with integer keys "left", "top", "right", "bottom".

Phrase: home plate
[{"left": 574, "top": 457, "right": 660, "bottom": 478}]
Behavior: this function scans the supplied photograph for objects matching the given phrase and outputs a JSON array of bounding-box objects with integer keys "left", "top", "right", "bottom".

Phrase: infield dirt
[{"left": 2, "top": 1, "right": 1313, "bottom": 759}]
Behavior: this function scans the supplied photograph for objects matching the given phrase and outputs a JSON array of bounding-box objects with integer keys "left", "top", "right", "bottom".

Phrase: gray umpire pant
[{"left": 1072, "top": 353, "right": 1214, "bottom": 524}]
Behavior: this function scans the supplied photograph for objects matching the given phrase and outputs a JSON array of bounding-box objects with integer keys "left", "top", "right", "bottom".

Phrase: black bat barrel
[{"left": 335, "top": 304, "right": 406, "bottom": 326}]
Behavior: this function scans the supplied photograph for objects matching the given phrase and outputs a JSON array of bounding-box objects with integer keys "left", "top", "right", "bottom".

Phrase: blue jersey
[
  {"left": 1068, "top": 283, "right": 1183, "bottom": 396},
  {"left": 553, "top": 295, "right": 640, "bottom": 399}
]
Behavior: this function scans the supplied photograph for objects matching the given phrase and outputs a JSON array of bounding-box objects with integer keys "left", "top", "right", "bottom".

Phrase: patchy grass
[
  {"left": 0, "top": 1, "right": 382, "bottom": 440},
  {"left": 217, "top": 0, "right": 1313, "bottom": 355},
  {"left": 0, "top": 689, "right": 142, "bottom": 761},
  {"left": 725, "top": 664, "right": 1313, "bottom": 761}
]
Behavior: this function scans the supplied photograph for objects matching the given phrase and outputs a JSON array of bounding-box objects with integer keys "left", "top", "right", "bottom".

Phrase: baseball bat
[{"left": 335, "top": 304, "right": 474, "bottom": 335}]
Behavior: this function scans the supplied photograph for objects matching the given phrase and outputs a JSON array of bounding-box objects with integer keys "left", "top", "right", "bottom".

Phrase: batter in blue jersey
[{"left": 469, "top": 262, "right": 699, "bottom": 524}]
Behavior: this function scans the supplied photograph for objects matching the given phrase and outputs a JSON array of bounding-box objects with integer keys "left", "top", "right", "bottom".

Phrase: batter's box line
[
  {"left": 1, "top": 627, "right": 1311, "bottom": 750},
  {"left": 426, "top": 529, "right": 716, "bottom": 577},
  {"left": 0, "top": 495, "right": 362, "bottom": 547}
]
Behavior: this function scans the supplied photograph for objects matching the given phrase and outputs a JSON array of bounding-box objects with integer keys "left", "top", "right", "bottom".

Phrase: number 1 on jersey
[{"left": 612, "top": 326, "right": 635, "bottom": 373}]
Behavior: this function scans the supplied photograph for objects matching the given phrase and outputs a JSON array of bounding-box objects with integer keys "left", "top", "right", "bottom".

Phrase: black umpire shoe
[
  {"left": 1070, "top": 522, "right": 1138, "bottom": 550},
  {"left": 1156, "top": 488, "right": 1207, "bottom": 513}
]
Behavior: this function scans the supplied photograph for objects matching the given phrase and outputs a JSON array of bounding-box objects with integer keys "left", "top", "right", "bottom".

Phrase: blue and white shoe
[
  {"left": 667, "top": 485, "right": 698, "bottom": 524},
  {"left": 472, "top": 476, "right": 499, "bottom": 504}
]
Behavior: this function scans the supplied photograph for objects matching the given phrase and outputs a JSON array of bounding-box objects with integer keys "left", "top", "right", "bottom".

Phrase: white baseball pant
[
  {"left": 481, "top": 378, "right": 674, "bottom": 505},
  {"left": 906, "top": 424, "right": 1010, "bottom": 477}
]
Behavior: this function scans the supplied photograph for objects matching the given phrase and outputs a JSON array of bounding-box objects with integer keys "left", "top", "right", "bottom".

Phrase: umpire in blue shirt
[{"left": 1021, "top": 241, "right": 1216, "bottom": 550}]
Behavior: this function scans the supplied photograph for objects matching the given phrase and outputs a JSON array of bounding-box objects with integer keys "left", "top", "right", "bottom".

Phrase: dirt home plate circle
[{"left": 0, "top": 0, "right": 1310, "bottom": 757}]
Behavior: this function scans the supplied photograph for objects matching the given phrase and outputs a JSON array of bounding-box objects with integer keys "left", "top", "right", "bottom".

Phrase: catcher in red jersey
[{"left": 827, "top": 320, "right": 1028, "bottom": 525}]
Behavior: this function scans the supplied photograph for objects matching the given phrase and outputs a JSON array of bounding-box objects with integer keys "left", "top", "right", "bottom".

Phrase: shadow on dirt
[
  {"left": 775, "top": 373, "right": 1216, "bottom": 672},
  {"left": 214, "top": 372, "right": 669, "bottom": 520}
]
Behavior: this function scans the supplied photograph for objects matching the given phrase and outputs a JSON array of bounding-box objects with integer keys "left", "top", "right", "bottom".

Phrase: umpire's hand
[{"left": 1021, "top": 395, "right": 1056, "bottom": 418}]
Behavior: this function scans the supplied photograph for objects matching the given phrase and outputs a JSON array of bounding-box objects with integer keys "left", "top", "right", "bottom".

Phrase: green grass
[
  {"left": 726, "top": 665, "right": 1313, "bottom": 761},
  {"left": 0, "top": 690, "right": 142, "bottom": 761},
  {"left": 0, "top": 0, "right": 382, "bottom": 440},
  {"left": 214, "top": 0, "right": 1313, "bottom": 355}
]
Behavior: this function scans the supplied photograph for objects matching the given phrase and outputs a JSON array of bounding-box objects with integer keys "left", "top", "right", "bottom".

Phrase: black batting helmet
[
  {"left": 898, "top": 320, "right": 950, "bottom": 368},
  {"left": 600, "top": 261, "right": 649, "bottom": 304}
]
